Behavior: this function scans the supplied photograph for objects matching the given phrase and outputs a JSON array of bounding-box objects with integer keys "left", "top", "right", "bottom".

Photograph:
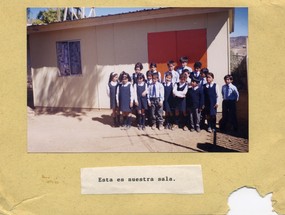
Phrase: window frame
[{"left": 56, "top": 40, "right": 82, "bottom": 77}]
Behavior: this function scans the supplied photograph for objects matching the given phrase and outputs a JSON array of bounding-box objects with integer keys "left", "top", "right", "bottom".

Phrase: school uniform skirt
[
  {"left": 110, "top": 97, "right": 117, "bottom": 109},
  {"left": 137, "top": 96, "right": 148, "bottom": 110},
  {"left": 174, "top": 97, "right": 186, "bottom": 112},
  {"left": 163, "top": 96, "right": 174, "bottom": 112},
  {"left": 119, "top": 85, "right": 132, "bottom": 112}
]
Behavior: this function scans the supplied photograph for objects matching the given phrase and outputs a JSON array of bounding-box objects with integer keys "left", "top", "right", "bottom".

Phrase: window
[{"left": 56, "top": 40, "right": 82, "bottom": 76}]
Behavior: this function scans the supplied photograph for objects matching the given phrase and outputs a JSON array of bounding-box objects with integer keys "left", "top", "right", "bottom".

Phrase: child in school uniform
[
  {"left": 146, "top": 70, "right": 153, "bottom": 86},
  {"left": 203, "top": 72, "right": 220, "bottom": 133},
  {"left": 187, "top": 77, "right": 204, "bottom": 132},
  {"left": 182, "top": 69, "right": 192, "bottom": 127},
  {"left": 199, "top": 68, "right": 209, "bottom": 129},
  {"left": 173, "top": 73, "right": 188, "bottom": 130},
  {"left": 177, "top": 56, "right": 192, "bottom": 75},
  {"left": 182, "top": 69, "right": 192, "bottom": 84},
  {"left": 190, "top": 61, "right": 202, "bottom": 80},
  {"left": 145, "top": 70, "right": 153, "bottom": 126},
  {"left": 199, "top": 68, "right": 209, "bottom": 87},
  {"left": 163, "top": 60, "right": 179, "bottom": 84},
  {"left": 117, "top": 72, "right": 135, "bottom": 130},
  {"left": 132, "top": 62, "right": 145, "bottom": 85},
  {"left": 149, "top": 62, "right": 162, "bottom": 82},
  {"left": 163, "top": 72, "right": 174, "bottom": 129},
  {"left": 147, "top": 73, "right": 164, "bottom": 130},
  {"left": 106, "top": 72, "right": 120, "bottom": 127},
  {"left": 131, "top": 62, "right": 144, "bottom": 125},
  {"left": 133, "top": 73, "right": 148, "bottom": 130},
  {"left": 220, "top": 75, "right": 239, "bottom": 132}
]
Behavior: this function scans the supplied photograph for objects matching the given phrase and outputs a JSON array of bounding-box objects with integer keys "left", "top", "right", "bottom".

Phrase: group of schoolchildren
[{"left": 107, "top": 56, "right": 239, "bottom": 133}]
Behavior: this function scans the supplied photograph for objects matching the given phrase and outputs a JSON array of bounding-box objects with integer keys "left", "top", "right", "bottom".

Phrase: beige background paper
[{"left": 0, "top": 0, "right": 285, "bottom": 214}]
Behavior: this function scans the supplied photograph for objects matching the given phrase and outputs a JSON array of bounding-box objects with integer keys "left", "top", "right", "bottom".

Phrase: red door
[{"left": 148, "top": 29, "right": 207, "bottom": 77}]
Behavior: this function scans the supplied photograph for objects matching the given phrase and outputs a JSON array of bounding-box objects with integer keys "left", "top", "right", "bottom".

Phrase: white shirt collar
[
  {"left": 165, "top": 82, "right": 171, "bottom": 86},
  {"left": 122, "top": 82, "right": 131, "bottom": 86},
  {"left": 179, "top": 82, "right": 186, "bottom": 87},
  {"left": 206, "top": 82, "right": 213, "bottom": 87}
]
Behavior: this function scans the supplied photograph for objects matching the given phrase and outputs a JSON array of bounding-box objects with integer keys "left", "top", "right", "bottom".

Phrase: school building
[{"left": 27, "top": 7, "right": 234, "bottom": 110}]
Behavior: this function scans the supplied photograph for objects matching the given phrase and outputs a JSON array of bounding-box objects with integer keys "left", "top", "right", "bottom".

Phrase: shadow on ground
[
  {"left": 219, "top": 129, "right": 248, "bottom": 139},
  {"left": 141, "top": 134, "right": 204, "bottom": 152},
  {"left": 197, "top": 142, "right": 239, "bottom": 152},
  {"left": 33, "top": 108, "right": 87, "bottom": 120},
  {"left": 92, "top": 115, "right": 113, "bottom": 127}
]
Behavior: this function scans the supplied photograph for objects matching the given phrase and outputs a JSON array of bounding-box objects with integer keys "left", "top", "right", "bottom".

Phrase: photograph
[{"left": 27, "top": 7, "right": 248, "bottom": 152}]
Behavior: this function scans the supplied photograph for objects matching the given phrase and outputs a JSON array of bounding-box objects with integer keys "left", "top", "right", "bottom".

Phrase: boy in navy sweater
[
  {"left": 203, "top": 72, "right": 219, "bottom": 133},
  {"left": 190, "top": 61, "right": 202, "bottom": 80},
  {"left": 187, "top": 77, "right": 204, "bottom": 132},
  {"left": 177, "top": 56, "right": 192, "bottom": 75}
]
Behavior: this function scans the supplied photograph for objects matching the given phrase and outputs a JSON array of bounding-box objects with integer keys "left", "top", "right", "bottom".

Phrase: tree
[
  {"left": 32, "top": 9, "right": 59, "bottom": 25},
  {"left": 27, "top": 8, "right": 32, "bottom": 24},
  {"left": 27, "top": 8, "right": 31, "bottom": 19},
  {"left": 32, "top": 8, "right": 85, "bottom": 25}
]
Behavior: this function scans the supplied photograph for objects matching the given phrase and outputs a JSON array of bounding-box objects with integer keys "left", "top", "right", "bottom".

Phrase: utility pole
[{"left": 61, "top": 7, "right": 96, "bottom": 21}]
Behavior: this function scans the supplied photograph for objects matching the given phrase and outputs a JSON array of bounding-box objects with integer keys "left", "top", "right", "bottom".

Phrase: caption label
[{"left": 81, "top": 165, "right": 203, "bottom": 194}]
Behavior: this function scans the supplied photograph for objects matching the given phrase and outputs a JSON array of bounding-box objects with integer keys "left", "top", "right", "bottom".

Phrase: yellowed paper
[
  {"left": 81, "top": 165, "right": 203, "bottom": 194},
  {"left": 0, "top": 1, "right": 285, "bottom": 215}
]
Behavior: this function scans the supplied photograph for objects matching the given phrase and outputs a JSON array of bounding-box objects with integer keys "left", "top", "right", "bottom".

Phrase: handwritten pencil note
[{"left": 81, "top": 165, "right": 203, "bottom": 194}]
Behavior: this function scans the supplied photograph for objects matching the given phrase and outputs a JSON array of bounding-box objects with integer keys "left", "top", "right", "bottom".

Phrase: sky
[
  {"left": 28, "top": 7, "right": 248, "bottom": 37},
  {"left": 230, "top": 7, "right": 248, "bottom": 37}
]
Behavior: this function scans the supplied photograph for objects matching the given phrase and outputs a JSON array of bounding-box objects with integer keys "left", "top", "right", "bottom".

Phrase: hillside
[{"left": 230, "top": 36, "right": 247, "bottom": 56}]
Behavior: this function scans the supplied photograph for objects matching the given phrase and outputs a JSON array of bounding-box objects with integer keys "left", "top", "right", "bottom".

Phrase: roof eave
[
  {"left": 229, "top": 8, "right": 234, "bottom": 33},
  {"left": 28, "top": 7, "right": 234, "bottom": 34}
]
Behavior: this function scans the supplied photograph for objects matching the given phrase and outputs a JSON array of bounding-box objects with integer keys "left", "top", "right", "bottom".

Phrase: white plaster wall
[{"left": 207, "top": 11, "right": 230, "bottom": 111}]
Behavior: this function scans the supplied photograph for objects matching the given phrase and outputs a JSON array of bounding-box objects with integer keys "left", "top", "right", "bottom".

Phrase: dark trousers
[
  {"left": 207, "top": 115, "right": 216, "bottom": 130},
  {"left": 150, "top": 98, "right": 163, "bottom": 126},
  {"left": 221, "top": 100, "right": 238, "bottom": 130},
  {"left": 189, "top": 108, "right": 201, "bottom": 129}
]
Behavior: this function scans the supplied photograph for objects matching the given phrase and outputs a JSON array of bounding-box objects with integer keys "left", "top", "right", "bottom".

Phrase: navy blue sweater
[{"left": 187, "top": 86, "right": 204, "bottom": 109}]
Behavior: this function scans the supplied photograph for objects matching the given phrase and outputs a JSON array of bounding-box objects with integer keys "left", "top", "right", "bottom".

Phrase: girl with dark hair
[
  {"left": 173, "top": 73, "right": 188, "bottom": 130},
  {"left": 163, "top": 72, "right": 175, "bottom": 129},
  {"left": 117, "top": 72, "right": 134, "bottom": 130},
  {"left": 107, "top": 72, "right": 119, "bottom": 127},
  {"left": 132, "top": 62, "right": 145, "bottom": 85},
  {"left": 133, "top": 73, "right": 148, "bottom": 130},
  {"left": 148, "top": 62, "right": 162, "bottom": 82}
]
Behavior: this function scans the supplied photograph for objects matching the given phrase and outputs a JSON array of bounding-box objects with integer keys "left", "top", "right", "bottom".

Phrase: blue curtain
[
  {"left": 69, "top": 41, "right": 82, "bottom": 75},
  {"left": 56, "top": 42, "right": 70, "bottom": 76},
  {"left": 56, "top": 41, "right": 82, "bottom": 76}
]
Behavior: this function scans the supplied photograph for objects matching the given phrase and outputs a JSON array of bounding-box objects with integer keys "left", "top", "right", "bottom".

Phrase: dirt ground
[{"left": 27, "top": 107, "right": 248, "bottom": 153}]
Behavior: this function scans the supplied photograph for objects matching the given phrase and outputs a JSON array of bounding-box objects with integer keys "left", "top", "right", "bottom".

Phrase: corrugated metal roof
[
  {"left": 30, "top": 7, "right": 166, "bottom": 26},
  {"left": 94, "top": 7, "right": 165, "bottom": 18}
]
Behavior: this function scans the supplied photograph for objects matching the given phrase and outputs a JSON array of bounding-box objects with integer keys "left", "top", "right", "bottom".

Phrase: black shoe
[
  {"left": 158, "top": 125, "right": 164, "bottom": 130},
  {"left": 168, "top": 124, "right": 172, "bottom": 130}
]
